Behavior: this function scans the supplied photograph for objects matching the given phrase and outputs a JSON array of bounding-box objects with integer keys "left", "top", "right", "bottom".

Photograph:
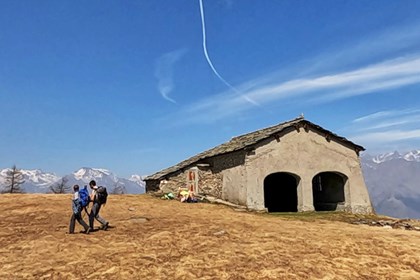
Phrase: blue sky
[{"left": 1, "top": 0, "right": 420, "bottom": 178}]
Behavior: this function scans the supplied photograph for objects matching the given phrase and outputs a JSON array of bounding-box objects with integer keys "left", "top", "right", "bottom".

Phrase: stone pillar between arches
[{"left": 298, "top": 177, "right": 315, "bottom": 212}]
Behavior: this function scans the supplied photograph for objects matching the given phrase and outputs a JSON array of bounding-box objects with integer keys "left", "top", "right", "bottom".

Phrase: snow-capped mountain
[
  {"left": 0, "top": 167, "right": 145, "bottom": 194},
  {"left": 361, "top": 150, "right": 420, "bottom": 219},
  {"left": 129, "top": 174, "right": 144, "bottom": 184},
  {"left": 362, "top": 150, "right": 420, "bottom": 165},
  {"left": 63, "top": 168, "right": 145, "bottom": 194},
  {"left": 0, "top": 168, "right": 60, "bottom": 193},
  {"left": 2, "top": 152, "right": 418, "bottom": 219},
  {"left": 402, "top": 150, "right": 420, "bottom": 162}
]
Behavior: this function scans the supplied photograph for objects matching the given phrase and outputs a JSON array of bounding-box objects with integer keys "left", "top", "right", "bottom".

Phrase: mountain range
[
  {"left": 1, "top": 150, "right": 419, "bottom": 219},
  {"left": 361, "top": 150, "right": 420, "bottom": 219},
  {"left": 0, "top": 167, "right": 145, "bottom": 194}
]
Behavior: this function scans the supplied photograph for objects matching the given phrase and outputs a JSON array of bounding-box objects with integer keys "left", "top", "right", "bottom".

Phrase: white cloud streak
[
  {"left": 352, "top": 109, "right": 420, "bottom": 126},
  {"left": 247, "top": 56, "right": 420, "bottom": 104},
  {"left": 352, "top": 129, "right": 420, "bottom": 144},
  {"left": 353, "top": 109, "right": 416, "bottom": 123},
  {"left": 303, "top": 21, "right": 420, "bottom": 76},
  {"left": 360, "top": 116, "right": 420, "bottom": 131},
  {"left": 163, "top": 17, "right": 420, "bottom": 152},
  {"left": 198, "top": 0, "right": 258, "bottom": 106},
  {"left": 154, "top": 48, "right": 187, "bottom": 103},
  {"left": 181, "top": 55, "right": 420, "bottom": 123},
  {"left": 159, "top": 20, "right": 420, "bottom": 133},
  {"left": 346, "top": 108, "right": 420, "bottom": 152}
]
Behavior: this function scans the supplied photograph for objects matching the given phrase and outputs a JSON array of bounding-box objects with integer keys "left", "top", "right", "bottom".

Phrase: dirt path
[{"left": 1, "top": 194, "right": 419, "bottom": 279}]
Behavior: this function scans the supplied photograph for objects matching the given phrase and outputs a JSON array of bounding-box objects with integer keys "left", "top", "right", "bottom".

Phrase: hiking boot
[
  {"left": 102, "top": 222, "right": 109, "bottom": 231},
  {"left": 84, "top": 228, "right": 91, "bottom": 234}
]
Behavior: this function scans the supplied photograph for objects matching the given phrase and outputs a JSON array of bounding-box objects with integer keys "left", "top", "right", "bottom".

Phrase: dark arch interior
[
  {"left": 264, "top": 172, "right": 298, "bottom": 212},
  {"left": 312, "top": 172, "right": 346, "bottom": 211}
]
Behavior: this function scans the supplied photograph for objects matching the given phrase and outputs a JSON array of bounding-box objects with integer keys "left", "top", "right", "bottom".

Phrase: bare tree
[
  {"left": 111, "top": 183, "right": 126, "bottom": 195},
  {"left": 49, "top": 177, "right": 71, "bottom": 194},
  {"left": 2, "top": 165, "right": 25, "bottom": 193}
]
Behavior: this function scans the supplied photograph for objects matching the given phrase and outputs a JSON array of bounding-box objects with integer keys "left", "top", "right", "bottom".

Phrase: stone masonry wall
[
  {"left": 146, "top": 126, "right": 372, "bottom": 214},
  {"left": 158, "top": 171, "right": 186, "bottom": 194},
  {"left": 197, "top": 168, "right": 223, "bottom": 198},
  {"left": 150, "top": 150, "right": 246, "bottom": 199},
  {"left": 156, "top": 168, "right": 223, "bottom": 198}
]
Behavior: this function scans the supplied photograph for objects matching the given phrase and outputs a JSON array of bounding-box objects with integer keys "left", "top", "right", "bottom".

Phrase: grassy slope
[{"left": 1, "top": 194, "right": 420, "bottom": 279}]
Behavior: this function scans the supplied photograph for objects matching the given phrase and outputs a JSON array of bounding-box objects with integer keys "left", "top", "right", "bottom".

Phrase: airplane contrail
[{"left": 198, "top": 0, "right": 259, "bottom": 106}]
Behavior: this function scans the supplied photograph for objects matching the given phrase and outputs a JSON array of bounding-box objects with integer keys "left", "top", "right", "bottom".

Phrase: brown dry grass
[{"left": 1, "top": 194, "right": 420, "bottom": 280}]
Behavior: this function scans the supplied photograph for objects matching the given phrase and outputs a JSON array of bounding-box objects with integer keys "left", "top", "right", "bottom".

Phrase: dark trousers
[
  {"left": 69, "top": 212, "right": 89, "bottom": 233},
  {"left": 89, "top": 202, "right": 108, "bottom": 229}
]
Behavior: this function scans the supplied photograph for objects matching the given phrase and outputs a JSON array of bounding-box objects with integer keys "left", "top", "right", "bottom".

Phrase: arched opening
[
  {"left": 312, "top": 172, "right": 347, "bottom": 211},
  {"left": 264, "top": 172, "right": 299, "bottom": 212}
]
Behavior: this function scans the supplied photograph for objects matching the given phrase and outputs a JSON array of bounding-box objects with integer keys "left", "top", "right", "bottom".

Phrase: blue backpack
[{"left": 79, "top": 186, "right": 90, "bottom": 208}]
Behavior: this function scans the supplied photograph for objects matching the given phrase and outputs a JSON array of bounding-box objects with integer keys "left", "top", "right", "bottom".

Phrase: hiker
[
  {"left": 88, "top": 180, "right": 109, "bottom": 231},
  {"left": 69, "top": 185, "right": 90, "bottom": 234}
]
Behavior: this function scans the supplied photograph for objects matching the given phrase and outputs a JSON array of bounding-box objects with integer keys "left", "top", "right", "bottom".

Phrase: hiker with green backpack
[
  {"left": 88, "top": 180, "right": 109, "bottom": 231},
  {"left": 69, "top": 185, "right": 90, "bottom": 234}
]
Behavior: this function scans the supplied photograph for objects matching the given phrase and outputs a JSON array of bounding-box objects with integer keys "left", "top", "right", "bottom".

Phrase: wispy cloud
[
  {"left": 154, "top": 48, "right": 187, "bottom": 103},
  {"left": 352, "top": 109, "right": 420, "bottom": 128},
  {"left": 352, "top": 129, "right": 420, "bottom": 144},
  {"left": 303, "top": 21, "right": 420, "bottom": 76},
  {"left": 346, "top": 108, "right": 420, "bottom": 152},
  {"left": 359, "top": 116, "right": 420, "bottom": 131},
  {"left": 250, "top": 55, "right": 420, "bottom": 102},
  {"left": 352, "top": 109, "right": 420, "bottom": 123},
  {"left": 160, "top": 20, "right": 420, "bottom": 129},
  {"left": 176, "top": 54, "right": 420, "bottom": 124}
]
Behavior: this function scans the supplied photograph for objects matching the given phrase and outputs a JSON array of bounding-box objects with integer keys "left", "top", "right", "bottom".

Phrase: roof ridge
[
  {"left": 230, "top": 116, "right": 304, "bottom": 141},
  {"left": 144, "top": 116, "right": 365, "bottom": 181}
]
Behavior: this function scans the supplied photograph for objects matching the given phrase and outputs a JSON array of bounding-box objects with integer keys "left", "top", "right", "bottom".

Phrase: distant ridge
[
  {"left": 0, "top": 167, "right": 145, "bottom": 194},
  {"left": 1, "top": 151, "right": 419, "bottom": 219},
  {"left": 362, "top": 150, "right": 420, "bottom": 165},
  {"left": 361, "top": 150, "right": 420, "bottom": 219}
]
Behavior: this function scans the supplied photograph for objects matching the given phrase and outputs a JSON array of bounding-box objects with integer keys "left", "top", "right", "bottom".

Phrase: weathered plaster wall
[
  {"left": 146, "top": 126, "right": 372, "bottom": 214},
  {"left": 210, "top": 151, "right": 247, "bottom": 205},
  {"left": 164, "top": 151, "right": 246, "bottom": 201},
  {"left": 236, "top": 127, "right": 372, "bottom": 213}
]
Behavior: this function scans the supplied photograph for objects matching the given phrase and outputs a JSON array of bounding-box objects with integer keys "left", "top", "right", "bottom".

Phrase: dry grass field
[{"left": 1, "top": 194, "right": 420, "bottom": 280}]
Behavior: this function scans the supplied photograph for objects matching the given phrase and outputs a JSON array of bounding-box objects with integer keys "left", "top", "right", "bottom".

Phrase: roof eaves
[
  {"left": 144, "top": 117, "right": 304, "bottom": 181},
  {"left": 144, "top": 117, "right": 364, "bottom": 181}
]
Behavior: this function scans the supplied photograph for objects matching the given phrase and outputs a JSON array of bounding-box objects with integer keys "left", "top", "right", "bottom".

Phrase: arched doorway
[
  {"left": 312, "top": 172, "right": 347, "bottom": 211},
  {"left": 264, "top": 172, "right": 299, "bottom": 212}
]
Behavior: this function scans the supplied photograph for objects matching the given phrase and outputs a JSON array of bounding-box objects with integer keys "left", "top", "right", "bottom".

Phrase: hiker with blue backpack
[
  {"left": 69, "top": 185, "right": 90, "bottom": 234},
  {"left": 88, "top": 180, "right": 109, "bottom": 231}
]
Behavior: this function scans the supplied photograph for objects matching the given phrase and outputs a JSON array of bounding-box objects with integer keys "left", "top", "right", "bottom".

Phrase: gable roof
[{"left": 144, "top": 116, "right": 364, "bottom": 181}]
